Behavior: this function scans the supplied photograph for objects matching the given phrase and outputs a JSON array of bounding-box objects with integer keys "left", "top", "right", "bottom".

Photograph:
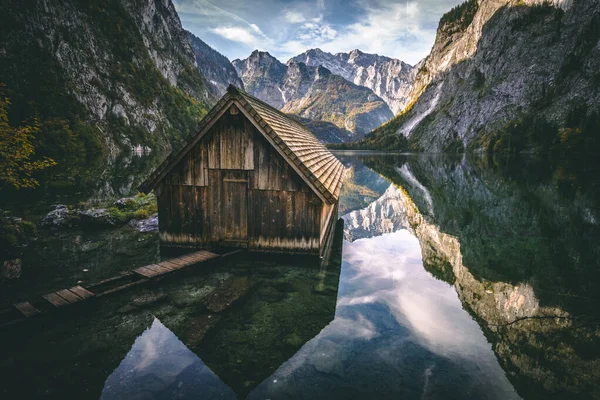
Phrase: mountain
[
  {"left": 188, "top": 31, "right": 244, "bottom": 97},
  {"left": 289, "top": 48, "right": 417, "bottom": 114},
  {"left": 233, "top": 51, "right": 394, "bottom": 141},
  {"left": 356, "top": 0, "right": 600, "bottom": 153},
  {"left": 0, "top": 0, "right": 214, "bottom": 163},
  {"left": 232, "top": 51, "right": 288, "bottom": 109}
]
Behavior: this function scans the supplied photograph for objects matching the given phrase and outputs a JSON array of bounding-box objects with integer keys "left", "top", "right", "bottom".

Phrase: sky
[{"left": 173, "top": 0, "right": 465, "bottom": 66}]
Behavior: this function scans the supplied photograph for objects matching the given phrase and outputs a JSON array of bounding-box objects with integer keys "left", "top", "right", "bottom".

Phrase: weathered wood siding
[{"left": 156, "top": 111, "right": 326, "bottom": 254}]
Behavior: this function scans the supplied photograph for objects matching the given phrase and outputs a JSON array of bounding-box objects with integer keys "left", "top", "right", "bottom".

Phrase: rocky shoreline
[{"left": 1, "top": 193, "right": 159, "bottom": 282}]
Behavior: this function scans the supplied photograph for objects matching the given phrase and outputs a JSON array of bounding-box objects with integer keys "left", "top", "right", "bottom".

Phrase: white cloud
[
  {"left": 175, "top": 0, "right": 466, "bottom": 64},
  {"left": 304, "top": 1, "right": 435, "bottom": 64},
  {"left": 284, "top": 11, "right": 307, "bottom": 24},
  {"left": 212, "top": 26, "right": 269, "bottom": 49},
  {"left": 297, "top": 21, "right": 337, "bottom": 41}
]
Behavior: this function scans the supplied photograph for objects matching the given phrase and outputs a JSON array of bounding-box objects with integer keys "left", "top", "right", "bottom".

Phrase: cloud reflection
[{"left": 248, "top": 230, "right": 520, "bottom": 399}]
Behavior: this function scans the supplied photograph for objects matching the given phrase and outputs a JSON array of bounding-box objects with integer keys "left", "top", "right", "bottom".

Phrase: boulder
[
  {"left": 78, "top": 208, "right": 116, "bottom": 227},
  {"left": 41, "top": 205, "right": 74, "bottom": 228},
  {"left": 129, "top": 214, "right": 159, "bottom": 232}
]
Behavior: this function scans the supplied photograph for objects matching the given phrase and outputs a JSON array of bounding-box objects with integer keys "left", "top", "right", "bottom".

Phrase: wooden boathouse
[{"left": 140, "top": 85, "right": 345, "bottom": 256}]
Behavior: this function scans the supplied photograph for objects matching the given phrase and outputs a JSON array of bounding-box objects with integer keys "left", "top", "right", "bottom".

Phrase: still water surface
[{"left": 0, "top": 152, "right": 598, "bottom": 399}]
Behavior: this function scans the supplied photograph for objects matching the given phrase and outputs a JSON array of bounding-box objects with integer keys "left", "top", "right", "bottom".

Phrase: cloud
[
  {"left": 284, "top": 11, "right": 307, "bottom": 24},
  {"left": 281, "top": 1, "right": 436, "bottom": 64},
  {"left": 297, "top": 21, "right": 337, "bottom": 41},
  {"left": 212, "top": 26, "right": 268, "bottom": 49},
  {"left": 174, "top": 0, "right": 466, "bottom": 64}
]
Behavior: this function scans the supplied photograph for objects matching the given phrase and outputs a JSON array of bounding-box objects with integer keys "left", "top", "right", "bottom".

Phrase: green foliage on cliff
[
  {"left": 0, "top": 0, "right": 210, "bottom": 174},
  {"left": 0, "top": 92, "right": 56, "bottom": 190},
  {"left": 439, "top": 0, "right": 479, "bottom": 34},
  {"left": 471, "top": 104, "right": 600, "bottom": 155}
]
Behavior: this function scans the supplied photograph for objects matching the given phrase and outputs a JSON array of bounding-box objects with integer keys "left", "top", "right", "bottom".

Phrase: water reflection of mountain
[
  {"left": 0, "top": 253, "right": 342, "bottom": 399},
  {"left": 351, "top": 154, "right": 600, "bottom": 399},
  {"left": 3, "top": 150, "right": 165, "bottom": 215}
]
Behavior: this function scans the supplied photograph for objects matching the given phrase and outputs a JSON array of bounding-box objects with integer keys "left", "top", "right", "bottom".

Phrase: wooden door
[{"left": 221, "top": 171, "right": 248, "bottom": 245}]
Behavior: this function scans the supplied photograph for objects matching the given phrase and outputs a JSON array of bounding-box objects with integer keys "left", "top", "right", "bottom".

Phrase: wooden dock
[{"left": 0, "top": 249, "right": 233, "bottom": 328}]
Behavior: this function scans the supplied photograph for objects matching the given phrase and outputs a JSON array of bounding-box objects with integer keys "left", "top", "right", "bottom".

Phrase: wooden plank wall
[
  {"left": 156, "top": 111, "right": 324, "bottom": 253},
  {"left": 207, "top": 116, "right": 254, "bottom": 170}
]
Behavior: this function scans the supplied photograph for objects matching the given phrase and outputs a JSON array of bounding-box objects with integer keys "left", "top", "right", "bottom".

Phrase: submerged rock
[
  {"left": 179, "top": 314, "right": 222, "bottom": 347},
  {"left": 205, "top": 277, "right": 255, "bottom": 313},
  {"left": 129, "top": 214, "right": 159, "bottom": 232},
  {"left": 171, "top": 285, "right": 215, "bottom": 307},
  {"left": 131, "top": 291, "right": 167, "bottom": 307},
  {"left": 1, "top": 258, "right": 22, "bottom": 281}
]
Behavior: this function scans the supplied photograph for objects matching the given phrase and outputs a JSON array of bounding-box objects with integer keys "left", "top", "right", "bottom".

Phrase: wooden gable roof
[{"left": 140, "top": 85, "right": 345, "bottom": 204}]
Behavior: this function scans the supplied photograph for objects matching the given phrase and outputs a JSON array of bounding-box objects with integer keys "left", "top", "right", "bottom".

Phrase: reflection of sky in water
[
  {"left": 99, "top": 231, "right": 520, "bottom": 400},
  {"left": 101, "top": 318, "right": 236, "bottom": 400},
  {"left": 249, "top": 231, "right": 521, "bottom": 400}
]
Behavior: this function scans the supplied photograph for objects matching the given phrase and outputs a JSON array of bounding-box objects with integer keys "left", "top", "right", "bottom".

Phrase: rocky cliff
[
  {"left": 0, "top": 0, "right": 214, "bottom": 160},
  {"left": 359, "top": 0, "right": 600, "bottom": 152},
  {"left": 233, "top": 51, "right": 393, "bottom": 141},
  {"left": 290, "top": 48, "right": 416, "bottom": 114},
  {"left": 188, "top": 31, "right": 244, "bottom": 97}
]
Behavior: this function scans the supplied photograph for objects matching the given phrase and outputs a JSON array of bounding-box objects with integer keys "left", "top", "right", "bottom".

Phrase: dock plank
[
  {"left": 1, "top": 250, "right": 242, "bottom": 330},
  {"left": 69, "top": 286, "right": 94, "bottom": 299},
  {"left": 177, "top": 255, "right": 197, "bottom": 264},
  {"left": 152, "top": 262, "right": 176, "bottom": 272},
  {"left": 160, "top": 260, "right": 184, "bottom": 270},
  {"left": 14, "top": 302, "right": 41, "bottom": 318},
  {"left": 189, "top": 252, "right": 213, "bottom": 263},
  {"left": 134, "top": 266, "right": 160, "bottom": 278},
  {"left": 56, "top": 289, "right": 82, "bottom": 304},
  {"left": 165, "top": 258, "right": 187, "bottom": 267},
  {"left": 156, "top": 262, "right": 177, "bottom": 271},
  {"left": 200, "top": 250, "right": 219, "bottom": 259},
  {"left": 43, "top": 293, "right": 70, "bottom": 307},
  {"left": 144, "top": 264, "right": 171, "bottom": 274}
]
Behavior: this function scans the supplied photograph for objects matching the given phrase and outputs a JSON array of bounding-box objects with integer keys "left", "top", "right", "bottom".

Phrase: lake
[{"left": 0, "top": 152, "right": 598, "bottom": 399}]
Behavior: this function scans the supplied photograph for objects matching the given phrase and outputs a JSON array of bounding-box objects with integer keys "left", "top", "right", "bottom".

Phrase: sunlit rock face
[
  {"left": 383, "top": 0, "right": 600, "bottom": 151},
  {"left": 232, "top": 51, "right": 393, "bottom": 141},
  {"left": 290, "top": 48, "right": 417, "bottom": 114},
  {"left": 349, "top": 155, "right": 600, "bottom": 398},
  {"left": 232, "top": 51, "right": 288, "bottom": 109}
]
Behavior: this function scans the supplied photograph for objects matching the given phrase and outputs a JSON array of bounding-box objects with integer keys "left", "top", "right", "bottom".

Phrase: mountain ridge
[
  {"left": 289, "top": 48, "right": 417, "bottom": 114},
  {"left": 233, "top": 50, "right": 394, "bottom": 141}
]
